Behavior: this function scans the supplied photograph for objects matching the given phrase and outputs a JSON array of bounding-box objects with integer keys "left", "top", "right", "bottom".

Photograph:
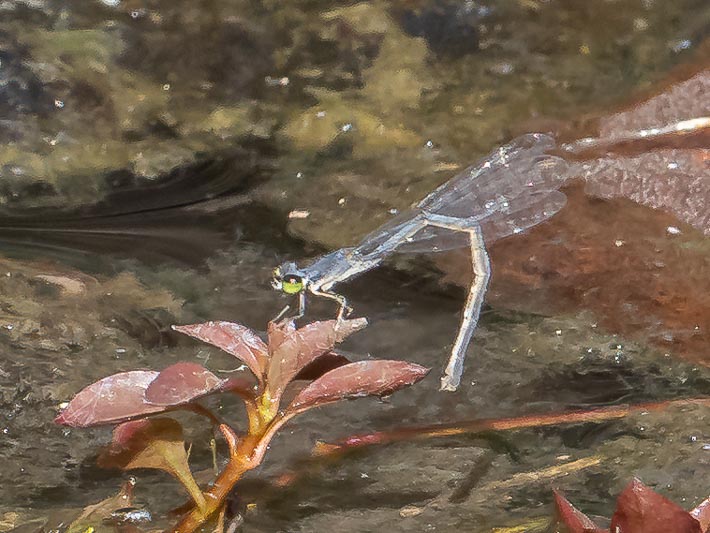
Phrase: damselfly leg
[
  {"left": 309, "top": 286, "right": 352, "bottom": 321},
  {"left": 420, "top": 214, "right": 490, "bottom": 391}
]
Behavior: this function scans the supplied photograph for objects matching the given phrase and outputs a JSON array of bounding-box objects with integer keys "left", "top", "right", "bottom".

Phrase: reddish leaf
[
  {"left": 98, "top": 418, "right": 206, "bottom": 512},
  {"left": 145, "top": 362, "right": 225, "bottom": 406},
  {"left": 267, "top": 318, "right": 296, "bottom": 354},
  {"left": 610, "top": 478, "right": 702, "bottom": 533},
  {"left": 172, "top": 321, "right": 268, "bottom": 379},
  {"left": 553, "top": 490, "right": 606, "bottom": 533},
  {"left": 267, "top": 318, "right": 368, "bottom": 400},
  {"left": 293, "top": 351, "right": 352, "bottom": 381},
  {"left": 691, "top": 496, "right": 710, "bottom": 533},
  {"left": 55, "top": 370, "right": 164, "bottom": 427},
  {"left": 221, "top": 375, "right": 258, "bottom": 400},
  {"left": 287, "top": 360, "right": 429, "bottom": 413}
]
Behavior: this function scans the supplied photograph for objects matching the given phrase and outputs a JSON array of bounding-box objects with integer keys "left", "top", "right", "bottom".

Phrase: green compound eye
[{"left": 281, "top": 275, "right": 304, "bottom": 294}]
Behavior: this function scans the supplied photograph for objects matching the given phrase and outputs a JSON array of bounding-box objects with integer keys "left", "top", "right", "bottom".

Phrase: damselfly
[{"left": 272, "top": 132, "right": 569, "bottom": 391}]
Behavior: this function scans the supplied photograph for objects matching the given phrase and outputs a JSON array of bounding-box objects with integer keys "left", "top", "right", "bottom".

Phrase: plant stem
[
  {"left": 171, "top": 413, "right": 295, "bottom": 533},
  {"left": 171, "top": 444, "right": 252, "bottom": 532},
  {"left": 313, "top": 397, "right": 710, "bottom": 455}
]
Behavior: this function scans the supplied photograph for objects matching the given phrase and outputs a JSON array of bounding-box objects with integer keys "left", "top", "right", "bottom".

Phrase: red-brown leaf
[
  {"left": 97, "top": 418, "right": 206, "bottom": 511},
  {"left": 99, "top": 417, "right": 185, "bottom": 462},
  {"left": 172, "top": 321, "right": 268, "bottom": 379},
  {"left": 55, "top": 370, "right": 164, "bottom": 427},
  {"left": 293, "top": 351, "right": 352, "bottom": 381},
  {"left": 267, "top": 318, "right": 367, "bottom": 400},
  {"left": 610, "top": 478, "right": 702, "bottom": 533},
  {"left": 144, "top": 362, "right": 225, "bottom": 406},
  {"left": 691, "top": 496, "right": 710, "bottom": 533},
  {"left": 221, "top": 375, "right": 258, "bottom": 398},
  {"left": 553, "top": 490, "right": 606, "bottom": 533},
  {"left": 287, "top": 360, "right": 429, "bottom": 413},
  {"left": 267, "top": 318, "right": 296, "bottom": 355}
]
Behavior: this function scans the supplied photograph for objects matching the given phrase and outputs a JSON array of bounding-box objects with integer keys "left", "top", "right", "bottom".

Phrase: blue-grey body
[{"left": 273, "top": 132, "right": 568, "bottom": 391}]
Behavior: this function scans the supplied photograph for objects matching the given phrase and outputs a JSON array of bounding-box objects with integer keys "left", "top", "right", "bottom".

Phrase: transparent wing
[
  {"left": 391, "top": 189, "right": 567, "bottom": 254},
  {"left": 417, "top": 133, "right": 568, "bottom": 219},
  {"left": 351, "top": 132, "right": 569, "bottom": 259},
  {"left": 350, "top": 209, "right": 423, "bottom": 259}
]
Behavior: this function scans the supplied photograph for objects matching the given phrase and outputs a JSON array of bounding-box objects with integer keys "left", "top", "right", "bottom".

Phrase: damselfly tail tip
[{"left": 439, "top": 374, "right": 460, "bottom": 392}]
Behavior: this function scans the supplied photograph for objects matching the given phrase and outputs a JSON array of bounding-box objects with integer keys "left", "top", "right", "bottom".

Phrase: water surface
[{"left": 0, "top": 1, "right": 709, "bottom": 531}]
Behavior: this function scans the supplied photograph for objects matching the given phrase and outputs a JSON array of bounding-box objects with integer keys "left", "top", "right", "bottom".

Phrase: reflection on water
[{"left": 0, "top": 0, "right": 708, "bottom": 531}]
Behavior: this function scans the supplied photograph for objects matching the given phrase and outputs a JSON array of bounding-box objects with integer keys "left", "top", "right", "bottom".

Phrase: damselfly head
[{"left": 272, "top": 262, "right": 305, "bottom": 294}]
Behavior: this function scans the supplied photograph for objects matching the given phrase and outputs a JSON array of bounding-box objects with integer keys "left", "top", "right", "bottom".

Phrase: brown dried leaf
[
  {"left": 573, "top": 70, "right": 710, "bottom": 236},
  {"left": 267, "top": 318, "right": 368, "bottom": 400},
  {"left": 610, "top": 478, "right": 702, "bottom": 533},
  {"left": 55, "top": 370, "right": 164, "bottom": 427},
  {"left": 691, "top": 496, "right": 710, "bottom": 533},
  {"left": 98, "top": 418, "right": 206, "bottom": 512},
  {"left": 287, "top": 360, "right": 429, "bottom": 413},
  {"left": 144, "top": 362, "right": 225, "bottom": 406},
  {"left": 173, "top": 321, "right": 268, "bottom": 379},
  {"left": 66, "top": 480, "right": 136, "bottom": 533},
  {"left": 553, "top": 490, "right": 606, "bottom": 533},
  {"left": 598, "top": 71, "right": 710, "bottom": 137}
]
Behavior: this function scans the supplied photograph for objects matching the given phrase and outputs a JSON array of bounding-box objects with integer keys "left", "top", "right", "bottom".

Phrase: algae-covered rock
[{"left": 0, "top": 6, "right": 271, "bottom": 211}]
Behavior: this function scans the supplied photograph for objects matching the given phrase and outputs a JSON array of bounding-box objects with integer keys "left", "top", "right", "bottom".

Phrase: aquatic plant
[
  {"left": 55, "top": 317, "right": 428, "bottom": 532},
  {"left": 553, "top": 478, "right": 710, "bottom": 533}
]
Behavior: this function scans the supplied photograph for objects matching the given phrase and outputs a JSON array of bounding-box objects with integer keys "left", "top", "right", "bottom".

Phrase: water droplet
[
  {"left": 633, "top": 18, "right": 649, "bottom": 31},
  {"left": 670, "top": 39, "right": 692, "bottom": 52},
  {"left": 490, "top": 61, "right": 514, "bottom": 75},
  {"left": 265, "top": 76, "right": 289, "bottom": 87}
]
